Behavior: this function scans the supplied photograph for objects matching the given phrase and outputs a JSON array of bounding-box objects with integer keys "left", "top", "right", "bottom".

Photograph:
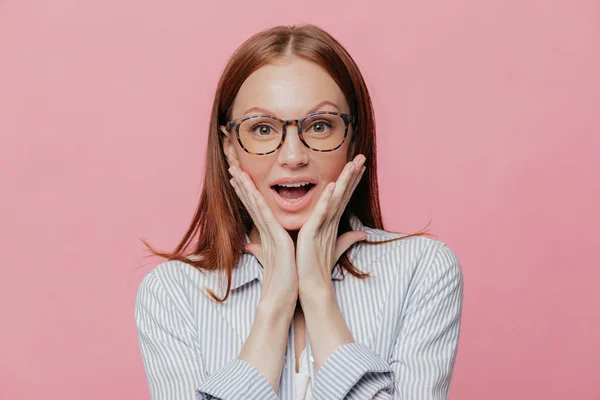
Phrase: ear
[{"left": 220, "top": 125, "right": 240, "bottom": 168}]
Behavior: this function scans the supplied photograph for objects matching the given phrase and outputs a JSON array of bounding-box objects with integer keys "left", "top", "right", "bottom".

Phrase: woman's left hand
[{"left": 296, "top": 154, "right": 368, "bottom": 299}]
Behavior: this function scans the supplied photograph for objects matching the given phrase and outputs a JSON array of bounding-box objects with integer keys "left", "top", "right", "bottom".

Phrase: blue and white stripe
[{"left": 135, "top": 214, "right": 464, "bottom": 399}]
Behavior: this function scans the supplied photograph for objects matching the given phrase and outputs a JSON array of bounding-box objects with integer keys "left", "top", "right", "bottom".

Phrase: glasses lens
[
  {"left": 238, "top": 116, "right": 283, "bottom": 154},
  {"left": 301, "top": 113, "right": 346, "bottom": 151}
]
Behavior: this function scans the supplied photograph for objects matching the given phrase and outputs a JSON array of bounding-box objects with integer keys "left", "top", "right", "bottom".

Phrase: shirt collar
[{"left": 231, "top": 214, "right": 366, "bottom": 290}]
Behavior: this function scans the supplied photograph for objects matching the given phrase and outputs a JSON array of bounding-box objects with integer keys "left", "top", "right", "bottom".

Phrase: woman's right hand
[{"left": 228, "top": 165, "right": 298, "bottom": 313}]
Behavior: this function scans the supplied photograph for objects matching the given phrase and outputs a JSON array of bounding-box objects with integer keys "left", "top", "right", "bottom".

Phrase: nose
[{"left": 277, "top": 123, "right": 309, "bottom": 169}]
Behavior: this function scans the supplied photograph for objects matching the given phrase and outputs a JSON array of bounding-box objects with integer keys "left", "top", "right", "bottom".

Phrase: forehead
[{"left": 231, "top": 57, "right": 349, "bottom": 119}]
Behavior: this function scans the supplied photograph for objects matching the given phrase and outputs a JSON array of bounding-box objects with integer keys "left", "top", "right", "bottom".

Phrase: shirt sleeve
[
  {"left": 311, "top": 243, "right": 464, "bottom": 399},
  {"left": 134, "top": 270, "right": 278, "bottom": 400}
]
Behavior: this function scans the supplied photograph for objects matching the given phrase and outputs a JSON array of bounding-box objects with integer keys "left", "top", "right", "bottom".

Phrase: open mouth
[
  {"left": 268, "top": 178, "right": 318, "bottom": 212},
  {"left": 271, "top": 183, "right": 316, "bottom": 200}
]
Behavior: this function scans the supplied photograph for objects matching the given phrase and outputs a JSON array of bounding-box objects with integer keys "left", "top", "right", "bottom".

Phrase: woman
[{"left": 135, "top": 24, "right": 463, "bottom": 400}]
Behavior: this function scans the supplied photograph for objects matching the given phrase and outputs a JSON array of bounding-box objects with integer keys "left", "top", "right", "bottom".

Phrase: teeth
[{"left": 277, "top": 182, "right": 311, "bottom": 188}]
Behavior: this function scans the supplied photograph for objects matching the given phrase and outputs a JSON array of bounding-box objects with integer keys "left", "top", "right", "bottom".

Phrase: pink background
[{"left": 1, "top": 0, "right": 598, "bottom": 399}]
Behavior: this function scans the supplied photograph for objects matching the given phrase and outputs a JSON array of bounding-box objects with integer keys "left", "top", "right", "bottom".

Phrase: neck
[{"left": 249, "top": 225, "right": 299, "bottom": 246}]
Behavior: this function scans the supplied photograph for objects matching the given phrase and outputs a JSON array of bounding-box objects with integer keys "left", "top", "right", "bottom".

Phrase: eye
[
  {"left": 252, "top": 124, "right": 273, "bottom": 136},
  {"left": 309, "top": 120, "right": 332, "bottom": 134}
]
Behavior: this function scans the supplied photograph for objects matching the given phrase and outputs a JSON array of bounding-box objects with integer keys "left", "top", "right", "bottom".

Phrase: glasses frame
[{"left": 224, "top": 111, "right": 356, "bottom": 155}]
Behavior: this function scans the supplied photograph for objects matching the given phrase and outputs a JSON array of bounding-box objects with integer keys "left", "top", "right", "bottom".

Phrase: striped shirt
[{"left": 135, "top": 215, "right": 464, "bottom": 399}]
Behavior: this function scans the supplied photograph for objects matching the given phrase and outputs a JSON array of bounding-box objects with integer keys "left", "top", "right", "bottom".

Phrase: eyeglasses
[{"left": 223, "top": 111, "right": 356, "bottom": 155}]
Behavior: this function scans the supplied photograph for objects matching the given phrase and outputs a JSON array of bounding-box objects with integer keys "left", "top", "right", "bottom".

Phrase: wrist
[
  {"left": 299, "top": 284, "right": 335, "bottom": 310},
  {"left": 257, "top": 296, "right": 295, "bottom": 323}
]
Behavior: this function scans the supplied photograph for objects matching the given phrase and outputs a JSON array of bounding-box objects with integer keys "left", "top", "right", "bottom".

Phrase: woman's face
[{"left": 221, "top": 57, "right": 354, "bottom": 231}]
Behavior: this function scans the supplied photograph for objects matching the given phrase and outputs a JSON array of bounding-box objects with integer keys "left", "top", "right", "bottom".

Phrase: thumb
[
  {"left": 334, "top": 230, "right": 368, "bottom": 263},
  {"left": 244, "top": 242, "right": 264, "bottom": 266}
]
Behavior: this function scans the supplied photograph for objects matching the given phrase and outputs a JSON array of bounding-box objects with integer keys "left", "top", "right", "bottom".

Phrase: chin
[{"left": 275, "top": 212, "right": 311, "bottom": 232}]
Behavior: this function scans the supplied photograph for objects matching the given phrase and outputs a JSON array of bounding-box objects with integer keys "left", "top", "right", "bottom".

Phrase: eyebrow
[{"left": 243, "top": 100, "right": 340, "bottom": 117}]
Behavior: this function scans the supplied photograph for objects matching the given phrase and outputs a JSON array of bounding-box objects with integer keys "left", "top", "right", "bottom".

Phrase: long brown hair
[{"left": 141, "top": 24, "right": 432, "bottom": 302}]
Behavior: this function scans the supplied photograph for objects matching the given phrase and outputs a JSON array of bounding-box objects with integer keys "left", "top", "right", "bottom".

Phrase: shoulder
[
  {"left": 135, "top": 258, "right": 218, "bottom": 309},
  {"left": 357, "top": 225, "right": 457, "bottom": 263},
  {"left": 355, "top": 226, "right": 463, "bottom": 287}
]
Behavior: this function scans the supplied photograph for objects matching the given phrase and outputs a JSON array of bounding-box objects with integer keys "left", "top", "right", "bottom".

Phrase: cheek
[
  {"left": 238, "top": 156, "right": 271, "bottom": 191},
  {"left": 318, "top": 138, "right": 353, "bottom": 181},
  {"left": 320, "top": 156, "right": 349, "bottom": 182}
]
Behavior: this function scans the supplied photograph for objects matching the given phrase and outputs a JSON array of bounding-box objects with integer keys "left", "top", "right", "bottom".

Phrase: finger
[
  {"left": 330, "top": 162, "right": 357, "bottom": 209},
  {"left": 237, "top": 170, "right": 271, "bottom": 238},
  {"left": 229, "top": 167, "right": 252, "bottom": 208},
  {"left": 350, "top": 153, "right": 364, "bottom": 169},
  {"left": 230, "top": 168, "right": 269, "bottom": 239},
  {"left": 230, "top": 175, "right": 252, "bottom": 214},
  {"left": 251, "top": 186, "right": 287, "bottom": 238},
  {"left": 229, "top": 171, "right": 255, "bottom": 222},
  {"left": 237, "top": 169, "right": 284, "bottom": 244},
  {"left": 305, "top": 181, "right": 336, "bottom": 231},
  {"left": 335, "top": 163, "right": 366, "bottom": 222},
  {"left": 328, "top": 156, "right": 366, "bottom": 223},
  {"left": 342, "top": 154, "right": 365, "bottom": 193},
  {"left": 348, "top": 155, "right": 367, "bottom": 193},
  {"left": 338, "top": 155, "right": 366, "bottom": 208},
  {"left": 333, "top": 230, "right": 368, "bottom": 264}
]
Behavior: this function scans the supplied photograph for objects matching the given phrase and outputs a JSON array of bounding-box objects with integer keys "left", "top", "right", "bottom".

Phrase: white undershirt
[{"left": 294, "top": 348, "right": 313, "bottom": 400}]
